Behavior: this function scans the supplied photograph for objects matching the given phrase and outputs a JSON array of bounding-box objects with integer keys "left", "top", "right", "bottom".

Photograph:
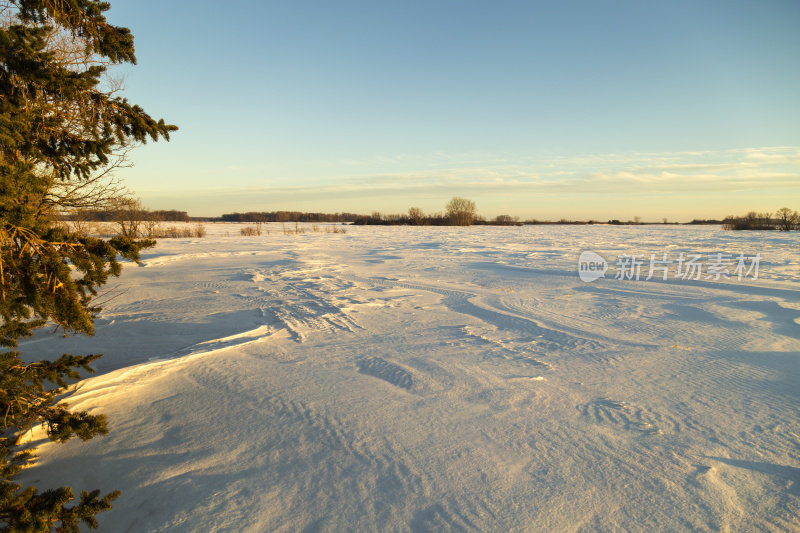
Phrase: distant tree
[
  {"left": 776, "top": 207, "right": 799, "bottom": 231},
  {"left": 111, "top": 197, "right": 147, "bottom": 239},
  {"left": 408, "top": 207, "right": 425, "bottom": 225},
  {"left": 749, "top": 211, "right": 772, "bottom": 229},
  {"left": 494, "top": 215, "right": 519, "bottom": 226},
  {"left": 150, "top": 210, "right": 190, "bottom": 222},
  {"left": 68, "top": 209, "right": 98, "bottom": 236},
  {"left": 1, "top": 0, "right": 175, "bottom": 530},
  {"left": 445, "top": 197, "right": 476, "bottom": 226},
  {"left": 141, "top": 209, "right": 163, "bottom": 239},
  {"left": 722, "top": 210, "right": 778, "bottom": 231}
]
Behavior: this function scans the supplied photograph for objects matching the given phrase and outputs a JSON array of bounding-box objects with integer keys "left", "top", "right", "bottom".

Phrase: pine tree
[{"left": 0, "top": 1, "right": 176, "bottom": 530}]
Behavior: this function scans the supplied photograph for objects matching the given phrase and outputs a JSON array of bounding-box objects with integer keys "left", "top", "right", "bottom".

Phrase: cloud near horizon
[{"left": 139, "top": 146, "right": 800, "bottom": 220}]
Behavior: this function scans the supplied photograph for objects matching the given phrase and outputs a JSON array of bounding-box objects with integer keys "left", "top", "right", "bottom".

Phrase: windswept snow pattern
[
  {"left": 357, "top": 357, "right": 414, "bottom": 390},
  {"left": 19, "top": 224, "right": 800, "bottom": 532}
]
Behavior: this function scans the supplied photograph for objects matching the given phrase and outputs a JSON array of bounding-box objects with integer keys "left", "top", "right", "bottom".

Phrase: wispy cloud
[
  {"left": 139, "top": 146, "right": 800, "bottom": 218},
  {"left": 301, "top": 146, "right": 800, "bottom": 194}
]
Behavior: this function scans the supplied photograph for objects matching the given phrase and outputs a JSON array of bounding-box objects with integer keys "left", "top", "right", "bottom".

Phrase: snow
[{"left": 19, "top": 223, "right": 800, "bottom": 531}]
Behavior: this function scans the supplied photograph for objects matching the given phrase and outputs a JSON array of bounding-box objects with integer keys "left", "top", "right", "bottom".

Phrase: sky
[{"left": 105, "top": 0, "right": 800, "bottom": 221}]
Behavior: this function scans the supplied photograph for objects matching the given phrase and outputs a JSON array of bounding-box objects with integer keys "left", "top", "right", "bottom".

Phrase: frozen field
[{"left": 20, "top": 223, "right": 800, "bottom": 531}]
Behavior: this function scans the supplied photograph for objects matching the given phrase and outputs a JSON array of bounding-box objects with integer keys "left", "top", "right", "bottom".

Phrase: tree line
[
  {"left": 221, "top": 198, "right": 509, "bottom": 226},
  {"left": 73, "top": 203, "right": 800, "bottom": 230},
  {"left": 353, "top": 197, "right": 495, "bottom": 226},
  {"left": 219, "top": 211, "right": 361, "bottom": 223},
  {"left": 722, "top": 208, "right": 799, "bottom": 231},
  {"left": 62, "top": 207, "right": 191, "bottom": 222}
]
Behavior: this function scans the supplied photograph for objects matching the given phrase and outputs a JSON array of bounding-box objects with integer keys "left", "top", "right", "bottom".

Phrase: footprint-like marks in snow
[
  {"left": 357, "top": 357, "right": 413, "bottom": 390},
  {"left": 409, "top": 496, "right": 498, "bottom": 532},
  {"left": 579, "top": 398, "right": 661, "bottom": 435},
  {"left": 243, "top": 263, "right": 361, "bottom": 342},
  {"left": 579, "top": 398, "right": 705, "bottom": 435},
  {"left": 461, "top": 326, "right": 550, "bottom": 370},
  {"left": 410, "top": 502, "right": 476, "bottom": 532}
]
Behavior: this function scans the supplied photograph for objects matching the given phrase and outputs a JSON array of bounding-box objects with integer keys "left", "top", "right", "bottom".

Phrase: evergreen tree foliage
[{"left": 0, "top": 1, "right": 175, "bottom": 530}]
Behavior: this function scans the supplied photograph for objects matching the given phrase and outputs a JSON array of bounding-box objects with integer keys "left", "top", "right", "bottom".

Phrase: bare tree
[
  {"left": 494, "top": 214, "right": 519, "bottom": 225},
  {"left": 112, "top": 198, "right": 147, "bottom": 239},
  {"left": 746, "top": 211, "right": 773, "bottom": 230},
  {"left": 776, "top": 207, "right": 799, "bottom": 231},
  {"left": 446, "top": 197, "right": 476, "bottom": 226},
  {"left": 68, "top": 209, "right": 99, "bottom": 235},
  {"left": 142, "top": 209, "right": 164, "bottom": 238},
  {"left": 408, "top": 207, "right": 425, "bottom": 225},
  {"left": 45, "top": 152, "right": 136, "bottom": 216}
]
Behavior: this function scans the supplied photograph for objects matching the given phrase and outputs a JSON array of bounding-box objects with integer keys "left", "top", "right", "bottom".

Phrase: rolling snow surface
[{"left": 19, "top": 223, "right": 800, "bottom": 532}]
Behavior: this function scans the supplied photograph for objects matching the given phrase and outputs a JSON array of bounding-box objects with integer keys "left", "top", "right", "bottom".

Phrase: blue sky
[{"left": 106, "top": 0, "right": 799, "bottom": 220}]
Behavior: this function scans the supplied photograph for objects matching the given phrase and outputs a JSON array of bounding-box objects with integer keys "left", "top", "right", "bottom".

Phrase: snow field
[{"left": 19, "top": 223, "right": 800, "bottom": 531}]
